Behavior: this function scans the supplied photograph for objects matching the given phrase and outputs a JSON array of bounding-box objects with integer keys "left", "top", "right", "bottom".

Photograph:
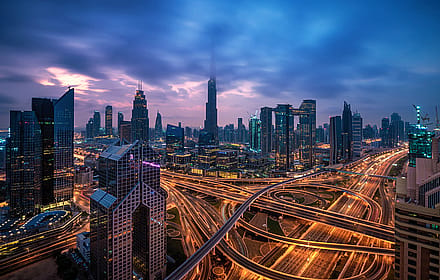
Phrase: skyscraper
[
  {"left": 154, "top": 111, "right": 164, "bottom": 140},
  {"left": 166, "top": 124, "right": 184, "bottom": 162},
  {"left": 341, "top": 101, "right": 353, "bottom": 161},
  {"left": 204, "top": 76, "right": 218, "bottom": 144},
  {"left": 249, "top": 115, "right": 261, "bottom": 153},
  {"left": 237, "top": 118, "right": 246, "bottom": 143},
  {"left": 131, "top": 85, "right": 149, "bottom": 142},
  {"left": 260, "top": 107, "right": 272, "bottom": 155},
  {"left": 390, "top": 112, "right": 404, "bottom": 147},
  {"left": 299, "top": 100, "right": 316, "bottom": 167},
  {"left": 329, "top": 116, "right": 342, "bottom": 165},
  {"left": 352, "top": 112, "right": 363, "bottom": 159},
  {"left": 381, "top": 117, "right": 390, "bottom": 147},
  {"left": 93, "top": 111, "right": 101, "bottom": 138},
  {"left": 274, "top": 104, "right": 294, "bottom": 170},
  {"left": 105, "top": 105, "right": 112, "bottom": 136},
  {"left": 32, "top": 97, "right": 55, "bottom": 205},
  {"left": 86, "top": 118, "right": 94, "bottom": 139},
  {"left": 6, "top": 111, "right": 42, "bottom": 216},
  {"left": 53, "top": 88, "right": 75, "bottom": 202},
  {"left": 117, "top": 112, "right": 124, "bottom": 134},
  {"left": 31, "top": 88, "right": 74, "bottom": 205},
  {"left": 90, "top": 140, "right": 166, "bottom": 280}
]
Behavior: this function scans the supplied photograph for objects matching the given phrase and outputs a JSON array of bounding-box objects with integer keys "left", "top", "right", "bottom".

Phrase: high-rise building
[
  {"left": 53, "top": 89, "right": 75, "bottom": 202},
  {"left": 352, "top": 112, "right": 363, "bottom": 159},
  {"left": 323, "top": 123, "right": 329, "bottom": 144},
  {"left": 32, "top": 97, "right": 55, "bottom": 205},
  {"left": 299, "top": 100, "right": 316, "bottom": 167},
  {"left": 237, "top": 118, "right": 246, "bottom": 143},
  {"left": 341, "top": 101, "right": 352, "bottom": 161},
  {"left": 90, "top": 140, "right": 166, "bottom": 280},
  {"left": 6, "top": 111, "right": 42, "bottom": 217},
  {"left": 395, "top": 110, "right": 440, "bottom": 279},
  {"left": 204, "top": 76, "right": 218, "bottom": 144},
  {"left": 224, "top": 124, "right": 234, "bottom": 143},
  {"left": 249, "top": 115, "right": 261, "bottom": 153},
  {"left": 381, "top": 118, "right": 390, "bottom": 147},
  {"left": 86, "top": 118, "right": 94, "bottom": 139},
  {"left": 154, "top": 111, "right": 164, "bottom": 140},
  {"left": 117, "top": 112, "right": 124, "bottom": 134},
  {"left": 166, "top": 124, "right": 184, "bottom": 156},
  {"left": 31, "top": 88, "right": 74, "bottom": 205},
  {"left": 119, "top": 121, "right": 132, "bottom": 143},
  {"left": 329, "top": 116, "right": 342, "bottom": 165},
  {"left": 390, "top": 112, "right": 404, "bottom": 147},
  {"left": 93, "top": 111, "right": 101, "bottom": 138},
  {"left": 260, "top": 107, "right": 272, "bottom": 155},
  {"left": 274, "top": 104, "right": 294, "bottom": 171},
  {"left": 105, "top": 105, "right": 112, "bottom": 136},
  {"left": 131, "top": 86, "right": 149, "bottom": 142}
]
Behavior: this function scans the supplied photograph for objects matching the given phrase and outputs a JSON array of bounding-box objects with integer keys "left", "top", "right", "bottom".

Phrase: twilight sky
[{"left": 1, "top": 0, "right": 439, "bottom": 129}]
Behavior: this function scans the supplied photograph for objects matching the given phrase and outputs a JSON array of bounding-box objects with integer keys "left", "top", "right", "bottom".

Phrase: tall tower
[
  {"left": 7, "top": 111, "right": 42, "bottom": 216},
  {"left": 352, "top": 112, "right": 363, "bottom": 159},
  {"left": 204, "top": 54, "right": 218, "bottom": 145},
  {"left": 105, "top": 105, "right": 112, "bottom": 136},
  {"left": 342, "top": 101, "right": 352, "bottom": 161},
  {"left": 155, "top": 111, "right": 164, "bottom": 140},
  {"left": 260, "top": 107, "right": 273, "bottom": 155},
  {"left": 299, "top": 100, "right": 316, "bottom": 167},
  {"left": 117, "top": 112, "right": 124, "bottom": 135},
  {"left": 274, "top": 104, "right": 294, "bottom": 171},
  {"left": 249, "top": 115, "right": 262, "bottom": 153},
  {"left": 131, "top": 83, "right": 149, "bottom": 142},
  {"left": 90, "top": 140, "right": 167, "bottom": 280},
  {"left": 93, "top": 111, "right": 101, "bottom": 137},
  {"left": 329, "top": 116, "right": 342, "bottom": 165},
  {"left": 31, "top": 88, "right": 74, "bottom": 205},
  {"left": 53, "top": 88, "right": 75, "bottom": 202}
]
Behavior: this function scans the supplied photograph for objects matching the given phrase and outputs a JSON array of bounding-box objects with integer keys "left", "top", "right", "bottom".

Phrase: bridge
[{"left": 165, "top": 171, "right": 325, "bottom": 280}]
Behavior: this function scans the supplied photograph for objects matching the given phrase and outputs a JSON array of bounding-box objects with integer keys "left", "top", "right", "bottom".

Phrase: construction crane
[{"left": 412, "top": 104, "right": 432, "bottom": 126}]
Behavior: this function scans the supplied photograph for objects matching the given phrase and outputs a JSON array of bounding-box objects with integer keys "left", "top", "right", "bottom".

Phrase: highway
[{"left": 165, "top": 171, "right": 324, "bottom": 280}]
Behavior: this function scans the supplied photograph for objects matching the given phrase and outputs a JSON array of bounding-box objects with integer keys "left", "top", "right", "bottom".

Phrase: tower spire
[{"left": 210, "top": 47, "right": 216, "bottom": 80}]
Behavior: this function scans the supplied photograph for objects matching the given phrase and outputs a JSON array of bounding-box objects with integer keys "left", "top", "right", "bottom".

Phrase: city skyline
[{"left": 1, "top": 1, "right": 440, "bottom": 129}]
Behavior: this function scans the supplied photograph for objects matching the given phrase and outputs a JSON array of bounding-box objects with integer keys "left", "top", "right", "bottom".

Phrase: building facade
[
  {"left": 249, "top": 115, "right": 261, "bottom": 153},
  {"left": 90, "top": 140, "right": 167, "bottom": 280},
  {"left": 329, "top": 116, "right": 342, "bottom": 165},
  {"left": 352, "top": 112, "right": 363, "bottom": 159},
  {"left": 204, "top": 76, "right": 218, "bottom": 144},
  {"left": 105, "top": 105, "right": 112, "bottom": 136},
  {"left": 6, "top": 111, "right": 42, "bottom": 217},
  {"left": 260, "top": 107, "right": 272, "bottom": 155},
  {"left": 131, "top": 88, "right": 149, "bottom": 142}
]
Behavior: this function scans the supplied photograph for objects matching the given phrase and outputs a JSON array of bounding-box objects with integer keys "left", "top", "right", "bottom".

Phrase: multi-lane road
[{"left": 164, "top": 148, "right": 405, "bottom": 280}]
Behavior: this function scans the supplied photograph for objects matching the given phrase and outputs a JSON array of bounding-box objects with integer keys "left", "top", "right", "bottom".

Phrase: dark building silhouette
[
  {"left": 260, "top": 107, "right": 273, "bottom": 155},
  {"left": 131, "top": 85, "right": 149, "bottom": 142},
  {"left": 352, "top": 112, "right": 363, "bottom": 159},
  {"left": 86, "top": 118, "right": 94, "bottom": 139},
  {"left": 341, "top": 101, "right": 353, "bottom": 161},
  {"left": 329, "top": 116, "right": 342, "bottom": 165},
  {"left": 274, "top": 104, "right": 294, "bottom": 170},
  {"left": 390, "top": 112, "right": 404, "bottom": 147},
  {"left": 7, "top": 111, "right": 42, "bottom": 216},
  {"left": 90, "top": 141, "right": 166, "bottom": 280},
  {"left": 381, "top": 117, "right": 391, "bottom": 147},
  {"left": 105, "top": 105, "right": 112, "bottom": 136},
  {"left": 299, "top": 100, "right": 316, "bottom": 167},
  {"left": 166, "top": 124, "right": 184, "bottom": 155},
  {"left": 204, "top": 76, "right": 218, "bottom": 144},
  {"left": 155, "top": 111, "right": 164, "bottom": 140},
  {"left": 32, "top": 97, "right": 55, "bottom": 204},
  {"left": 93, "top": 111, "right": 101, "bottom": 137},
  {"left": 8, "top": 88, "right": 74, "bottom": 213}
]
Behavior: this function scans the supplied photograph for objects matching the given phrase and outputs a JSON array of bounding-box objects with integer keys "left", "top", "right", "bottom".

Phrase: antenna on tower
[{"left": 210, "top": 45, "right": 216, "bottom": 80}]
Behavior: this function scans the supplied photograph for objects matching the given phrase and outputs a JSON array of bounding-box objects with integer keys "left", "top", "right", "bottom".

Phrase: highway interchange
[{"left": 164, "top": 148, "right": 406, "bottom": 280}]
